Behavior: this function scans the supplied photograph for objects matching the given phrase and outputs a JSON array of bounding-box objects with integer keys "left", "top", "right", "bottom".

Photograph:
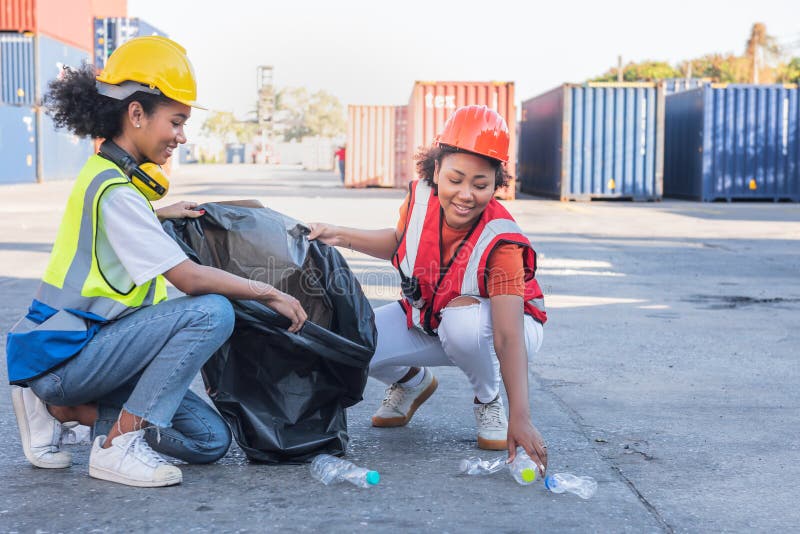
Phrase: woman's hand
[
  {"left": 260, "top": 287, "right": 307, "bottom": 333},
  {"left": 306, "top": 222, "right": 341, "bottom": 247},
  {"left": 507, "top": 415, "right": 548, "bottom": 476},
  {"left": 156, "top": 201, "right": 204, "bottom": 221}
]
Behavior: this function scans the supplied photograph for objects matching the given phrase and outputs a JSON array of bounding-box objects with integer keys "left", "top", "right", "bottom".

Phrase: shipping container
[
  {"left": 664, "top": 84, "right": 799, "bottom": 201},
  {"left": 1, "top": 0, "right": 94, "bottom": 52},
  {"left": 0, "top": 104, "right": 37, "bottom": 184},
  {"left": 38, "top": 33, "right": 91, "bottom": 93},
  {"left": 0, "top": 32, "right": 35, "bottom": 105},
  {"left": 394, "top": 105, "right": 409, "bottom": 188},
  {"left": 39, "top": 110, "right": 93, "bottom": 180},
  {"left": 519, "top": 83, "right": 664, "bottom": 201},
  {"left": 346, "top": 105, "right": 399, "bottom": 188},
  {"left": 407, "top": 81, "right": 517, "bottom": 200},
  {"left": 94, "top": 17, "right": 166, "bottom": 69},
  {"left": 225, "top": 143, "right": 245, "bottom": 164},
  {"left": 90, "top": 0, "right": 127, "bottom": 18}
]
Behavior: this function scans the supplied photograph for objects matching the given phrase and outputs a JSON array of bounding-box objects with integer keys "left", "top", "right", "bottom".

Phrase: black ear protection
[{"left": 98, "top": 140, "right": 170, "bottom": 201}]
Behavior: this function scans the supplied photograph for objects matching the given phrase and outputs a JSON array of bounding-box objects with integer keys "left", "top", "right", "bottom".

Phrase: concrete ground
[{"left": 0, "top": 164, "right": 798, "bottom": 533}]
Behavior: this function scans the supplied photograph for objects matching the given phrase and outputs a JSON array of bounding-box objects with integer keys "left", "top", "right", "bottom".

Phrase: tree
[
  {"left": 201, "top": 111, "right": 257, "bottom": 144},
  {"left": 777, "top": 57, "right": 800, "bottom": 83},
  {"left": 593, "top": 61, "right": 681, "bottom": 82},
  {"left": 274, "top": 87, "right": 345, "bottom": 142}
]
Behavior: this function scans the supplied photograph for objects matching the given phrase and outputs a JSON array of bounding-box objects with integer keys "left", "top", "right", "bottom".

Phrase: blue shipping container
[
  {"left": 39, "top": 110, "right": 93, "bottom": 181},
  {"left": 94, "top": 17, "right": 167, "bottom": 69},
  {"left": 664, "top": 84, "right": 799, "bottom": 201},
  {"left": 38, "top": 34, "right": 91, "bottom": 94},
  {"left": 226, "top": 143, "right": 245, "bottom": 164},
  {"left": 519, "top": 83, "right": 664, "bottom": 200},
  {"left": 0, "top": 105, "right": 37, "bottom": 184},
  {"left": 662, "top": 78, "right": 711, "bottom": 95},
  {"left": 0, "top": 33, "right": 35, "bottom": 105}
]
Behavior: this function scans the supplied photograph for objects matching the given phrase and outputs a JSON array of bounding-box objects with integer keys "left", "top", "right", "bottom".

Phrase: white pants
[{"left": 368, "top": 299, "right": 544, "bottom": 403}]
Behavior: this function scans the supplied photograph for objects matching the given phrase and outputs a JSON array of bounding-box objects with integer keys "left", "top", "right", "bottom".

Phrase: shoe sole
[
  {"left": 371, "top": 376, "right": 439, "bottom": 428},
  {"left": 477, "top": 436, "right": 508, "bottom": 451},
  {"left": 89, "top": 465, "right": 182, "bottom": 488},
  {"left": 11, "top": 386, "right": 71, "bottom": 469}
]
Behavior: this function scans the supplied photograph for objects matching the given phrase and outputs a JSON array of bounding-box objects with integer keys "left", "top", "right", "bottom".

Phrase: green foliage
[
  {"left": 275, "top": 87, "right": 345, "bottom": 142},
  {"left": 593, "top": 61, "right": 681, "bottom": 82},
  {"left": 201, "top": 111, "right": 257, "bottom": 144},
  {"left": 777, "top": 57, "right": 800, "bottom": 83}
]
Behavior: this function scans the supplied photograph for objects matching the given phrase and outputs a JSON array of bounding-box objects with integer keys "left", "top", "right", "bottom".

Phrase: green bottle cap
[
  {"left": 521, "top": 468, "right": 536, "bottom": 483},
  {"left": 366, "top": 471, "right": 380, "bottom": 485}
]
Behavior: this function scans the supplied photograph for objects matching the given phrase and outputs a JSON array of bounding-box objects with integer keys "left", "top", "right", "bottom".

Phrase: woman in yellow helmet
[{"left": 6, "top": 36, "right": 307, "bottom": 488}]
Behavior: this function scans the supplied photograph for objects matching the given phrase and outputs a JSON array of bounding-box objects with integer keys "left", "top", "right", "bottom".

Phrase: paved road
[{"left": 1, "top": 164, "right": 798, "bottom": 532}]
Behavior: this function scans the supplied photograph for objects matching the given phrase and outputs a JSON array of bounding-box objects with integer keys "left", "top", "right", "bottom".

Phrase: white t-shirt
[{"left": 96, "top": 185, "right": 187, "bottom": 291}]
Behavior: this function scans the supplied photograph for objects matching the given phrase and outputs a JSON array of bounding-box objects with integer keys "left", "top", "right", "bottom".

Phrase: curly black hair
[
  {"left": 43, "top": 63, "right": 172, "bottom": 139},
  {"left": 414, "top": 144, "right": 510, "bottom": 190}
]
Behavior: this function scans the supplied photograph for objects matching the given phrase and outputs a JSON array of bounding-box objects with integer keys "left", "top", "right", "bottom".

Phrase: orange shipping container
[
  {"left": 346, "top": 105, "right": 402, "bottom": 188},
  {"left": 407, "top": 81, "right": 517, "bottom": 200},
  {"left": 1, "top": 0, "right": 125, "bottom": 52}
]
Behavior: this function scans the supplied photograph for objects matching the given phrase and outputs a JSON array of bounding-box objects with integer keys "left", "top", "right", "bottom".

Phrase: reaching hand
[
  {"left": 261, "top": 287, "right": 307, "bottom": 333},
  {"left": 507, "top": 415, "right": 548, "bottom": 476},
  {"left": 156, "top": 201, "right": 204, "bottom": 221},
  {"left": 306, "top": 223, "right": 340, "bottom": 246}
]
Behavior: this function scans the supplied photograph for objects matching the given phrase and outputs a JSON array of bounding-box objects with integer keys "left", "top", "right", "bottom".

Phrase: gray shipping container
[
  {"left": 664, "top": 84, "right": 799, "bottom": 201},
  {"left": 0, "top": 104, "right": 37, "bottom": 184},
  {"left": 94, "top": 17, "right": 167, "bottom": 70},
  {"left": 0, "top": 32, "right": 35, "bottom": 105},
  {"left": 519, "top": 83, "right": 664, "bottom": 201}
]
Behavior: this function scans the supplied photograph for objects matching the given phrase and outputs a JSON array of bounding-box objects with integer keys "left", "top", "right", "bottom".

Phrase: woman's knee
[
  {"left": 438, "top": 302, "right": 482, "bottom": 359},
  {"left": 197, "top": 418, "right": 232, "bottom": 464},
  {"left": 191, "top": 294, "right": 235, "bottom": 338}
]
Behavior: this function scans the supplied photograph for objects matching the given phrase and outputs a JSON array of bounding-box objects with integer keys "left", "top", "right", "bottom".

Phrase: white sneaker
[
  {"left": 474, "top": 396, "right": 508, "bottom": 450},
  {"left": 11, "top": 386, "right": 72, "bottom": 468},
  {"left": 89, "top": 430, "right": 182, "bottom": 487},
  {"left": 371, "top": 368, "right": 438, "bottom": 427}
]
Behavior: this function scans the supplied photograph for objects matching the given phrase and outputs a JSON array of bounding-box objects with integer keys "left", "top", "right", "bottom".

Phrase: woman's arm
[
  {"left": 307, "top": 223, "right": 399, "bottom": 261},
  {"left": 164, "top": 259, "right": 307, "bottom": 332},
  {"left": 491, "top": 294, "right": 548, "bottom": 473}
]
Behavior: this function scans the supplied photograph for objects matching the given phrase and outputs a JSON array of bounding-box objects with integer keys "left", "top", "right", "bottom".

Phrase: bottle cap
[
  {"left": 521, "top": 468, "right": 536, "bottom": 483},
  {"left": 544, "top": 475, "right": 555, "bottom": 490},
  {"left": 366, "top": 471, "right": 380, "bottom": 485}
]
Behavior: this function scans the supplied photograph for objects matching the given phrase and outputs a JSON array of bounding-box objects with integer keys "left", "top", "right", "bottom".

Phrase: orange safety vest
[{"left": 392, "top": 180, "right": 547, "bottom": 335}]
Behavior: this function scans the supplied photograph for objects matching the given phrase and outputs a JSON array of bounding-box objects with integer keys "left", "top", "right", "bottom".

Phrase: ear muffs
[
  {"left": 131, "top": 163, "right": 169, "bottom": 201},
  {"left": 99, "top": 140, "right": 170, "bottom": 201}
]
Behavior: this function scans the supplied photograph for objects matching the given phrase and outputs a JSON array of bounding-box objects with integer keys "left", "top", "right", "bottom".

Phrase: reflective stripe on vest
[
  {"left": 37, "top": 155, "right": 166, "bottom": 320},
  {"left": 395, "top": 180, "right": 547, "bottom": 333}
]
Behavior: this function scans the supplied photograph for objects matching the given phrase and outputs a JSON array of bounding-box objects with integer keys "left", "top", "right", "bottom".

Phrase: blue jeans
[{"left": 28, "top": 294, "right": 235, "bottom": 464}]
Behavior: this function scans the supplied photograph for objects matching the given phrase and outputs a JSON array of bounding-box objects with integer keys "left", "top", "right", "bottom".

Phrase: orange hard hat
[{"left": 435, "top": 105, "right": 509, "bottom": 163}]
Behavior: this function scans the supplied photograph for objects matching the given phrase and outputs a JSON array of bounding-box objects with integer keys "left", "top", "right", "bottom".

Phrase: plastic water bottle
[
  {"left": 544, "top": 472, "right": 597, "bottom": 499},
  {"left": 309, "top": 454, "right": 380, "bottom": 488},
  {"left": 508, "top": 449, "right": 540, "bottom": 485},
  {"left": 458, "top": 456, "right": 506, "bottom": 476}
]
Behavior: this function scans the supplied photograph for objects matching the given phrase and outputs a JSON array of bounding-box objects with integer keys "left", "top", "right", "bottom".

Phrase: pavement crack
[{"left": 533, "top": 373, "right": 674, "bottom": 533}]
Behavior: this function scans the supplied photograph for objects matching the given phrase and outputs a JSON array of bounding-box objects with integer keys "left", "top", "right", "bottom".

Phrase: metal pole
[
  {"left": 617, "top": 55, "right": 623, "bottom": 83},
  {"left": 34, "top": 34, "right": 43, "bottom": 183}
]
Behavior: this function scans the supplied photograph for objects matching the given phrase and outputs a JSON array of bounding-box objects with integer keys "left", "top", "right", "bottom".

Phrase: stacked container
[
  {"left": 518, "top": 83, "right": 664, "bottom": 201},
  {"left": 94, "top": 17, "right": 166, "bottom": 70},
  {"left": 664, "top": 84, "right": 799, "bottom": 201},
  {"left": 1, "top": 0, "right": 126, "bottom": 183},
  {"left": 407, "top": 81, "right": 517, "bottom": 200}
]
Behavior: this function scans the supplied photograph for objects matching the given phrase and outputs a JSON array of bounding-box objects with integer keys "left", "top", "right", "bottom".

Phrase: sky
[{"left": 128, "top": 0, "right": 798, "bottom": 137}]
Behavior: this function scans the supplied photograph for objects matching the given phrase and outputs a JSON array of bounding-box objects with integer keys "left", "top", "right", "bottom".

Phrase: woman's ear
[
  {"left": 433, "top": 160, "right": 440, "bottom": 185},
  {"left": 127, "top": 101, "right": 144, "bottom": 129}
]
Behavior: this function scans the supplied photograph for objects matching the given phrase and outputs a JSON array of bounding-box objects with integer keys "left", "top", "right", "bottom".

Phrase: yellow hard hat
[{"left": 96, "top": 36, "right": 204, "bottom": 109}]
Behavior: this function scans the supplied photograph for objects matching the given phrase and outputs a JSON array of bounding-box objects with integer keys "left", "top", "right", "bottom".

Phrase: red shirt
[
  {"left": 334, "top": 148, "right": 346, "bottom": 160},
  {"left": 395, "top": 194, "right": 526, "bottom": 297}
]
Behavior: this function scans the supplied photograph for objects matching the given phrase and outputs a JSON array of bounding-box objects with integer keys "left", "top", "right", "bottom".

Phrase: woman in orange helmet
[
  {"left": 7, "top": 36, "right": 306, "bottom": 488},
  {"left": 308, "top": 105, "right": 548, "bottom": 472}
]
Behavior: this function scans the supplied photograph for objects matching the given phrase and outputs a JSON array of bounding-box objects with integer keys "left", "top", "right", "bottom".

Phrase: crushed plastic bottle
[
  {"left": 508, "top": 449, "right": 540, "bottom": 485},
  {"left": 309, "top": 454, "right": 380, "bottom": 488},
  {"left": 458, "top": 456, "right": 506, "bottom": 476},
  {"left": 544, "top": 472, "right": 598, "bottom": 499}
]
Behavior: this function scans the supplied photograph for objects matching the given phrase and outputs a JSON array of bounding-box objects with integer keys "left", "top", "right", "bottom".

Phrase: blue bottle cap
[
  {"left": 366, "top": 470, "right": 380, "bottom": 485},
  {"left": 544, "top": 475, "right": 555, "bottom": 490}
]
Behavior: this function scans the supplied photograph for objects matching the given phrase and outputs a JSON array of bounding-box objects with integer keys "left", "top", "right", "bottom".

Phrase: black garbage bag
[{"left": 162, "top": 201, "right": 376, "bottom": 463}]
